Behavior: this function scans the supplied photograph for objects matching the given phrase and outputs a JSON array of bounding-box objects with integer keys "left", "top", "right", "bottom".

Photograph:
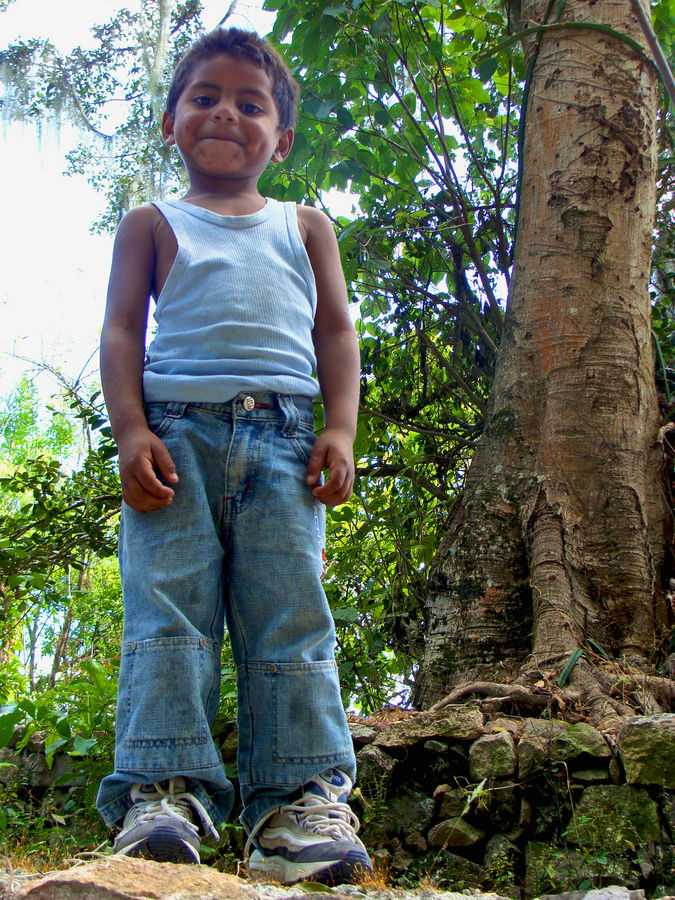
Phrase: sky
[{"left": 0, "top": 0, "right": 276, "bottom": 400}]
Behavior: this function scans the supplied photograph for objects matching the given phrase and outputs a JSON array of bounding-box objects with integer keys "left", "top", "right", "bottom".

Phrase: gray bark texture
[{"left": 416, "top": 0, "right": 666, "bottom": 727}]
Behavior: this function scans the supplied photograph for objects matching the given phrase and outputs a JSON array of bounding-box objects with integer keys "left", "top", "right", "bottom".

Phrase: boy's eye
[
  {"left": 193, "top": 96, "right": 213, "bottom": 106},
  {"left": 240, "top": 102, "right": 262, "bottom": 115}
]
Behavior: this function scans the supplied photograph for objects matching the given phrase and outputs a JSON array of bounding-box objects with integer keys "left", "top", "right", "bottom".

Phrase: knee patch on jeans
[
  {"left": 115, "top": 635, "right": 221, "bottom": 775},
  {"left": 237, "top": 659, "right": 355, "bottom": 788}
]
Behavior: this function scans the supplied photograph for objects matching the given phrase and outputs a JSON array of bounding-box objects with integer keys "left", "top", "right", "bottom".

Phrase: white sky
[{"left": 0, "top": 0, "right": 276, "bottom": 399}]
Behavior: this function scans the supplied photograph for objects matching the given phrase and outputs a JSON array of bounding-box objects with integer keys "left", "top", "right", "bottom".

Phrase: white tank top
[{"left": 143, "top": 197, "right": 319, "bottom": 402}]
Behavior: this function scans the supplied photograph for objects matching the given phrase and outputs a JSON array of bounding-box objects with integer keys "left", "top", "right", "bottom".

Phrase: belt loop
[
  {"left": 278, "top": 394, "right": 299, "bottom": 437},
  {"left": 165, "top": 401, "right": 188, "bottom": 418}
]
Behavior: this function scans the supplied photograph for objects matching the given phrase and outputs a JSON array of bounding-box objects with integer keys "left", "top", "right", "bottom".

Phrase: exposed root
[
  {"left": 429, "top": 680, "right": 554, "bottom": 712},
  {"left": 425, "top": 657, "right": 673, "bottom": 727}
]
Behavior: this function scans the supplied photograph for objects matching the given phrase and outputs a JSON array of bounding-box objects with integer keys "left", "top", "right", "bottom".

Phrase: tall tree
[
  {"left": 416, "top": 0, "right": 671, "bottom": 728},
  {"left": 266, "top": 0, "right": 675, "bottom": 724}
]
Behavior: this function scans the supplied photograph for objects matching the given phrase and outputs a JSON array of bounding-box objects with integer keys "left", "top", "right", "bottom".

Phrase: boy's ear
[
  {"left": 161, "top": 111, "right": 176, "bottom": 146},
  {"left": 271, "top": 128, "right": 294, "bottom": 163}
]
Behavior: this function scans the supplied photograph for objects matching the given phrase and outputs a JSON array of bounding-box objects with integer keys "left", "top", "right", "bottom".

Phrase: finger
[
  {"left": 306, "top": 446, "right": 327, "bottom": 486},
  {"left": 153, "top": 440, "right": 179, "bottom": 484},
  {"left": 135, "top": 457, "right": 176, "bottom": 499}
]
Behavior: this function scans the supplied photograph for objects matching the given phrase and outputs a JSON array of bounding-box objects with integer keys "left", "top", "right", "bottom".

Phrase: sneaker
[
  {"left": 114, "top": 777, "right": 219, "bottom": 864},
  {"left": 245, "top": 769, "right": 373, "bottom": 885}
]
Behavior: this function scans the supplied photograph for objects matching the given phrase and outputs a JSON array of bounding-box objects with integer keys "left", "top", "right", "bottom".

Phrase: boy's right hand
[{"left": 116, "top": 427, "right": 179, "bottom": 512}]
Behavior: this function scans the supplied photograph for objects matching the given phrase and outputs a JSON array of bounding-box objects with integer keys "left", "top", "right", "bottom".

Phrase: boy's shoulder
[
  {"left": 295, "top": 204, "right": 335, "bottom": 247},
  {"left": 118, "top": 202, "right": 164, "bottom": 233}
]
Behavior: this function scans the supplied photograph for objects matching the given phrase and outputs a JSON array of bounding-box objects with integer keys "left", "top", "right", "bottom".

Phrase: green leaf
[
  {"left": 557, "top": 649, "right": 585, "bottom": 687},
  {"left": 70, "top": 735, "right": 98, "bottom": 757},
  {"left": 476, "top": 56, "right": 498, "bottom": 82},
  {"left": 0, "top": 707, "right": 22, "bottom": 749}
]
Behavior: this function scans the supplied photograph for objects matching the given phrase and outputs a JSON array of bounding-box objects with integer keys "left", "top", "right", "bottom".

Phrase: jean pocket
[
  {"left": 289, "top": 424, "right": 317, "bottom": 465},
  {"left": 118, "top": 636, "right": 213, "bottom": 751},
  {"left": 243, "top": 659, "right": 352, "bottom": 771}
]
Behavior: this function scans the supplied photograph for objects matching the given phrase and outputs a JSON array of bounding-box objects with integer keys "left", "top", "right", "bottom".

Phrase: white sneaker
[
  {"left": 114, "top": 777, "right": 218, "bottom": 864},
  {"left": 246, "top": 769, "right": 373, "bottom": 885}
]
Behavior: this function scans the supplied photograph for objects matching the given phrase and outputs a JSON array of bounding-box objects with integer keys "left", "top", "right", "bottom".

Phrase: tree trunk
[{"left": 416, "top": 0, "right": 666, "bottom": 727}]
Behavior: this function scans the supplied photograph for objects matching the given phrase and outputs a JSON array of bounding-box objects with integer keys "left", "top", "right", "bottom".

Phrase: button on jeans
[{"left": 96, "top": 393, "right": 356, "bottom": 832}]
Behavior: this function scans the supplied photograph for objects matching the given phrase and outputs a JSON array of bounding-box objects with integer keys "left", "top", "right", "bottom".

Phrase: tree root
[{"left": 426, "top": 661, "right": 673, "bottom": 727}]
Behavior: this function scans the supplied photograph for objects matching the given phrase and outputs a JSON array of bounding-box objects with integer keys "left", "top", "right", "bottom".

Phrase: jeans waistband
[{"left": 146, "top": 392, "right": 317, "bottom": 430}]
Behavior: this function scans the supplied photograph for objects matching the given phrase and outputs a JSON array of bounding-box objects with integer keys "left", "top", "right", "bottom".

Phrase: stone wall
[
  {"left": 332, "top": 709, "right": 675, "bottom": 899},
  {"left": 4, "top": 709, "right": 675, "bottom": 898}
]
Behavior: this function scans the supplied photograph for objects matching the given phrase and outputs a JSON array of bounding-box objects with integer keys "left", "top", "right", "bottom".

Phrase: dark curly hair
[{"left": 165, "top": 28, "right": 299, "bottom": 130}]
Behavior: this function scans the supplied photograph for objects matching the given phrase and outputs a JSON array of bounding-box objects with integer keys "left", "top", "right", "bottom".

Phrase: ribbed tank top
[{"left": 143, "top": 197, "right": 319, "bottom": 403}]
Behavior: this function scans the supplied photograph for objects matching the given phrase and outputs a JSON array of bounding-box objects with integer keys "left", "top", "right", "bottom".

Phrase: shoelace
[
  {"left": 130, "top": 778, "right": 219, "bottom": 841},
  {"left": 244, "top": 794, "right": 361, "bottom": 860}
]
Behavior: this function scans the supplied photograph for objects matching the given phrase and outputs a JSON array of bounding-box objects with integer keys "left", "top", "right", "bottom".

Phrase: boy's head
[{"left": 166, "top": 28, "right": 299, "bottom": 131}]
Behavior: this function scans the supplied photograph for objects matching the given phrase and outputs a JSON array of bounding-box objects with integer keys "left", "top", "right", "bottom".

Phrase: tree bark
[{"left": 416, "top": 0, "right": 666, "bottom": 726}]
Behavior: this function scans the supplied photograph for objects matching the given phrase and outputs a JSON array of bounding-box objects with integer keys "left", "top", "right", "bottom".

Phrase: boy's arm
[
  {"left": 299, "top": 206, "right": 360, "bottom": 507},
  {"left": 100, "top": 206, "right": 178, "bottom": 512}
]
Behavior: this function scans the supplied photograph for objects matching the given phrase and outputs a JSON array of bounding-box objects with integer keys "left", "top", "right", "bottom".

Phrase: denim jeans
[{"left": 96, "top": 392, "right": 356, "bottom": 832}]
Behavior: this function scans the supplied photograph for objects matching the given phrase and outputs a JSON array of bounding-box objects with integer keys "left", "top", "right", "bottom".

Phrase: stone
[
  {"left": 349, "top": 723, "right": 377, "bottom": 744},
  {"left": 469, "top": 732, "right": 517, "bottom": 780},
  {"left": 385, "top": 786, "right": 435, "bottom": 834},
  {"left": 550, "top": 723, "right": 611, "bottom": 763},
  {"left": 403, "top": 830, "right": 428, "bottom": 853},
  {"left": 404, "top": 850, "right": 488, "bottom": 892},
  {"left": 524, "top": 841, "right": 637, "bottom": 898},
  {"left": 566, "top": 784, "right": 661, "bottom": 846},
  {"left": 428, "top": 817, "right": 486, "bottom": 848},
  {"left": 437, "top": 787, "right": 468, "bottom": 819},
  {"left": 218, "top": 727, "right": 238, "bottom": 761},
  {"left": 0, "top": 748, "right": 20, "bottom": 785},
  {"left": 373, "top": 707, "right": 484, "bottom": 748},
  {"left": 536, "top": 890, "right": 645, "bottom": 900},
  {"left": 354, "top": 744, "right": 397, "bottom": 807},
  {"left": 618, "top": 714, "right": 675, "bottom": 788},
  {"left": 518, "top": 718, "right": 567, "bottom": 777},
  {"left": 483, "top": 834, "right": 519, "bottom": 870},
  {"left": 11, "top": 857, "right": 257, "bottom": 899},
  {"left": 570, "top": 769, "right": 610, "bottom": 784}
]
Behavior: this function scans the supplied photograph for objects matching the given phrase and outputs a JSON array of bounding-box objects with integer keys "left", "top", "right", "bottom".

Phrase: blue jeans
[{"left": 96, "top": 392, "right": 356, "bottom": 832}]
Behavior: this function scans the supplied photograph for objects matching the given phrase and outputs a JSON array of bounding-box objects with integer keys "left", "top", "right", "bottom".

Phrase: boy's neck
[{"left": 181, "top": 181, "right": 267, "bottom": 216}]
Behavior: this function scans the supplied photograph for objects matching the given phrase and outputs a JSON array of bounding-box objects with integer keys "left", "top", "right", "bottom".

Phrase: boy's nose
[{"left": 212, "top": 102, "right": 236, "bottom": 121}]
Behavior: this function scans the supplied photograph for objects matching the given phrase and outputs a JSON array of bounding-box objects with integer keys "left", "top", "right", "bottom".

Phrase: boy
[{"left": 96, "top": 27, "right": 372, "bottom": 886}]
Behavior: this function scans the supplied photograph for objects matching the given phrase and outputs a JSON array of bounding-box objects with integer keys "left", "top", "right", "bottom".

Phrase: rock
[
  {"left": 403, "top": 830, "right": 428, "bottom": 854},
  {"left": 11, "top": 857, "right": 256, "bottom": 899},
  {"left": 385, "top": 786, "right": 435, "bottom": 834},
  {"left": 469, "top": 732, "right": 517, "bottom": 780},
  {"left": 551, "top": 723, "right": 611, "bottom": 763},
  {"left": 428, "top": 817, "right": 485, "bottom": 848},
  {"left": 618, "top": 714, "right": 675, "bottom": 788},
  {"left": 483, "top": 834, "right": 519, "bottom": 870},
  {"left": 518, "top": 718, "right": 567, "bottom": 777},
  {"left": 354, "top": 744, "right": 397, "bottom": 807},
  {"left": 373, "top": 708, "right": 484, "bottom": 748},
  {"left": 349, "top": 723, "right": 377, "bottom": 745},
  {"left": 404, "top": 850, "right": 488, "bottom": 892},
  {"left": 570, "top": 769, "right": 610, "bottom": 784},
  {"left": 437, "top": 787, "right": 468, "bottom": 819},
  {"left": 566, "top": 784, "right": 661, "bottom": 846},
  {"left": 524, "top": 841, "right": 637, "bottom": 897},
  {"left": 536, "top": 889, "right": 645, "bottom": 900},
  {"left": 0, "top": 748, "right": 21, "bottom": 786}
]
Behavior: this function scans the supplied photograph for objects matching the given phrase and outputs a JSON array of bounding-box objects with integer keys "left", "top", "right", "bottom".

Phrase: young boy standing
[{"left": 95, "top": 27, "right": 372, "bottom": 886}]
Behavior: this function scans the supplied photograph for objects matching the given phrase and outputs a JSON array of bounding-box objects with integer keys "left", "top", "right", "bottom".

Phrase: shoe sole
[
  {"left": 248, "top": 850, "right": 373, "bottom": 885},
  {"left": 116, "top": 825, "right": 200, "bottom": 864}
]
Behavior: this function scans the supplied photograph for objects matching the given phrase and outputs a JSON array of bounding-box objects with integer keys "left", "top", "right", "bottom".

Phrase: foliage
[
  {"left": 0, "top": 0, "right": 206, "bottom": 230},
  {"left": 0, "top": 373, "right": 120, "bottom": 701}
]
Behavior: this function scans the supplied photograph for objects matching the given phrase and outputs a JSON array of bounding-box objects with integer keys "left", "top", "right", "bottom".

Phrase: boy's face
[{"left": 162, "top": 53, "right": 293, "bottom": 187}]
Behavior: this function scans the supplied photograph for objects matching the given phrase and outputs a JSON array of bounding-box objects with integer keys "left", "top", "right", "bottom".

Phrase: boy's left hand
[{"left": 306, "top": 428, "right": 355, "bottom": 506}]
